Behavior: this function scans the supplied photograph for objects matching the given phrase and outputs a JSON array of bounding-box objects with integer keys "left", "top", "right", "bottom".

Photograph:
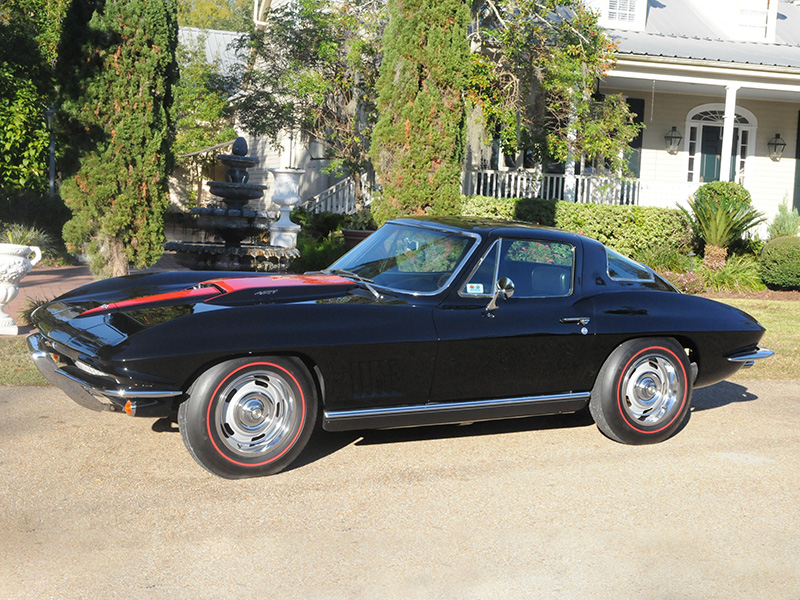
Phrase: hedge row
[{"left": 461, "top": 196, "right": 693, "bottom": 258}]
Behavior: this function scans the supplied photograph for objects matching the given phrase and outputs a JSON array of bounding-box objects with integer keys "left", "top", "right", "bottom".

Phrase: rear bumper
[
  {"left": 27, "top": 333, "right": 181, "bottom": 417},
  {"left": 726, "top": 346, "right": 774, "bottom": 368}
]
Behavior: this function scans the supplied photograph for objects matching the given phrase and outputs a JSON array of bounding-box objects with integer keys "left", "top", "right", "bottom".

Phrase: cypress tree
[
  {"left": 58, "top": 0, "right": 178, "bottom": 277},
  {"left": 370, "top": 0, "right": 471, "bottom": 222}
]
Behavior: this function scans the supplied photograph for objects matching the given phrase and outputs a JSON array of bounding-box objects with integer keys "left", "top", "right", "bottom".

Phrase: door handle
[{"left": 560, "top": 316, "right": 590, "bottom": 326}]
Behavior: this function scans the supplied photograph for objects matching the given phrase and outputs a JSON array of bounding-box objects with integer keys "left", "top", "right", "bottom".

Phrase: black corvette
[{"left": 28, "top": 217, "right": 772, "bottom": 478}]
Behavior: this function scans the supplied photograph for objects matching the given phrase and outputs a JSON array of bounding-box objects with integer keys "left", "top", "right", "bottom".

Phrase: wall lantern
[
  {"left": 767, "top": 133, "right": 786, "bottom": 161},
  {"left": 664, "top": 126, "right": 683, "bottom": 155}
]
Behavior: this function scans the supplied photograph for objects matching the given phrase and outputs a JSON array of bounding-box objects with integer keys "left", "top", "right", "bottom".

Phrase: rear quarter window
[{"left": 606, "top": 249, "right": 654, "bottom": 282}]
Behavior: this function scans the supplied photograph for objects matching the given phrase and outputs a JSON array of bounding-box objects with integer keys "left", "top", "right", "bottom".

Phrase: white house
[{"left": 585, "top": 0, "right": 800, "bottom": 228}]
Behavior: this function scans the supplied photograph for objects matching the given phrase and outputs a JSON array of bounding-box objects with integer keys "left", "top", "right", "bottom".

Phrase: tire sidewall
[
  {"left": 179, "top": 356, "right": 317, "bottom": 478},
  {"left": 591, "top": 338, "right": 692, "bottom": 445}
]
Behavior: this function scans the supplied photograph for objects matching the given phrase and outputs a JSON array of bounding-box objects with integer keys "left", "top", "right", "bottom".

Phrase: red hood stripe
[
  {"left": 78, "top": 274, "right": 352, "bottom": 317},
  {"left": 208, "top": 274, "right": 351, "bottom": 292}
]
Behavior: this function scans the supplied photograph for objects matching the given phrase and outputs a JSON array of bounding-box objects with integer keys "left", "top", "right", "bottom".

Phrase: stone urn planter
[
  {"left": 0, "top": 243, "right": 42, "bottom": 335},
  {"left": 268, "top": 168, "right": 304, "bottom": 249}
]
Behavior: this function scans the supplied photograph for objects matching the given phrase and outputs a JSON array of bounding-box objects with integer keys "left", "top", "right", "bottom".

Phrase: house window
[
  {"left": 740, "top": 0, "right": 769, "bottom": 40},
  {"left": 608, "top": 0, "right": 636, "bottom": 22},
  {"left": 685, "top": 105, "right": 756, "bottom": 185}
]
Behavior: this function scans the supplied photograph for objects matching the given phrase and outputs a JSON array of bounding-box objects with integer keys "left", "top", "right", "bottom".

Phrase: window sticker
[{"left": 466, "top": 283, "right": 485, "bottom": 295}]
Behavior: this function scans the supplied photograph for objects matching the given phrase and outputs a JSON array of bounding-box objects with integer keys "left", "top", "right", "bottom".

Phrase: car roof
[{"left": 389, "top": 216, "right": 579, "bottom": 241}]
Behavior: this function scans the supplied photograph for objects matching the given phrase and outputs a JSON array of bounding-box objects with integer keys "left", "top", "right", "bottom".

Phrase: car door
[{"left": 430, "top": 236, "right": 597, "bottom": 402}]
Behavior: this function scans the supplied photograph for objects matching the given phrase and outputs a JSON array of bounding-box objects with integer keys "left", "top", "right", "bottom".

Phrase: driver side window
[{"left": 463, "top": 238, "right": 574, "bottom": 298}]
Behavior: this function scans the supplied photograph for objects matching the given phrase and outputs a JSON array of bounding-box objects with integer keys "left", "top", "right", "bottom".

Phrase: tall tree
[
  {"left": 233, "top": 0, "right": 383, "bottom": 211},
  {"left": 58, "top": 0, "right": 178, "bottom": 277},
  {"left": 370, "top": 0, "right": 472, "bottom": 223},
  {"left": 467, "top": 0, "right": 641, "bottom": 171}
]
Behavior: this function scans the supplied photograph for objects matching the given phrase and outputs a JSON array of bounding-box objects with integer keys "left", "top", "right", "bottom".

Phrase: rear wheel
[
  {"left": 590, "top": 338, "right": 692, "bottom": 445},
  {"left": 178, "top": 356, "right": 317, "bottom": 478}
]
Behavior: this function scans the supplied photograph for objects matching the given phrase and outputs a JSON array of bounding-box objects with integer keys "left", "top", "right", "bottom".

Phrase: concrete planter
[
  {"left": 0, "top": 243, "right": 42, "bottom": 335},
  {"left": 269, "top": 168, "right": 304, "bottom": 248}
]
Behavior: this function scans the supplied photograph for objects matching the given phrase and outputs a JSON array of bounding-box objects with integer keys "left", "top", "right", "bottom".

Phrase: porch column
[
  {"left": 564, "top": 119, "right": 577, "bottom": 202},
  {"left": 720, "top": 84, "right": 740, "bottom": 182},
  {"left": 564, "top": 158, "right": 576, "bottom": 202}
]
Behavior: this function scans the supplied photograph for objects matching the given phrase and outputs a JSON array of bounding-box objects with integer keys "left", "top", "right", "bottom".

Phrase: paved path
[{"left": 0, "top": 379, "right": 798, "bottom": 599}]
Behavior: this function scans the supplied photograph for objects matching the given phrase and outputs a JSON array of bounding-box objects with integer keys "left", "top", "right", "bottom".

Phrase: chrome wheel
[
  {"left": 589, "top": 338, "right": 691, "bottom": 445},
  {"left": 620, "top": 354, "right": 680, "bottom": 426},
  {"left": 179, "top": 357, "right": 316, "bottom": 478},
  {"left": 212, "top": 367, "right": 302, "bottom": 460}
]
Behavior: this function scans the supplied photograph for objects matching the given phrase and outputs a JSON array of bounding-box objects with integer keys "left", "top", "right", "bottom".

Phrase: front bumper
[
  {"left": 726, "top": 346, "right": 774, "bottom": 368},
  {"left": 27, "top": 333, "right": 181, "bottom": 417}
]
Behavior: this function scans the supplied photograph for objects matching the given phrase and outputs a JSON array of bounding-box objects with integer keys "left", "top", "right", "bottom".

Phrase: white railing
[
  {"left": 575, "top": 175, "right": 640, "bottom": 205},
  {"left": 303, "top": 176, "right": 373, "bottom": 214},
  {"left": 464, "top": 170, "right": 640, "bottom": 205},
  {"left": 305, "top": 170, "right": 640, "bottom": 215}
]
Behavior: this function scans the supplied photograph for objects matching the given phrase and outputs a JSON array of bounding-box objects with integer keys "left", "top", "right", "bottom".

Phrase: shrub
[
  {"left": 341, "top": 207, "right": 377, "bottom": 231},
  {"left": 760, "top": 236, "right": 800, "bottom": 289},
  {"left": 767, "top": 198, "right": 800, "bottom": 239},
  {"left": 291, "top": 208, "right": 346, "bottom": 239},
  {"left": 461, "top": 196, "right": 690, "bottom": 259},
  {"left": 702, "top": 255, "right": 765, "bottom": 292},
  {"left": 2, "top": 223, "right": 54, "bottom": 250},
  {"left": 660, "top": 270, "right": 705, "bottom": 294},
  {"left": 515, "top": 197, "right": 557, "bottom": 226},
  {"left": 637, "top": 244, "right": 692, "bottom": 273},
  {"left": 461, "top": 196, "right": 518, "bottom": 221},
  {"left": 681, "top": 181, "right": 764, "bottom": 270},
  {"left": 555, "top": 202, "right": 693, "bottom": 258},
  {"left": 288, "top": 231, "right": 347, "bottom": 274}
]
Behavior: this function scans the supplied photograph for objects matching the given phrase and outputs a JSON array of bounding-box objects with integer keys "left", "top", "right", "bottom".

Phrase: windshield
[{"left": 328, "top": 223, "right": 477, "bottom": 294}]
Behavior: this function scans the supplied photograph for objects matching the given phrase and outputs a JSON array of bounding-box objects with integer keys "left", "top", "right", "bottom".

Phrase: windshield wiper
[{"left": 326, "top": 269, "right": 382, "bottom": 300}]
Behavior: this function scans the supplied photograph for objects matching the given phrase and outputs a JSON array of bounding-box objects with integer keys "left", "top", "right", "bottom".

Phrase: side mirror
[{"left": 485, "top": 277, "right": 515, "bottom": 313}]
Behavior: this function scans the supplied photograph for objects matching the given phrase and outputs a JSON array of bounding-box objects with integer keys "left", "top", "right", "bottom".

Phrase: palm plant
[{"left": 682, "top": 182, "right": 764, "bottom": 271}]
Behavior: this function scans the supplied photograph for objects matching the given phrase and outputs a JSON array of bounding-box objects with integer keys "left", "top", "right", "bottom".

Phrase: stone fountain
[{"left": 166, "top": 138, "right": 299, "bottom": 272}]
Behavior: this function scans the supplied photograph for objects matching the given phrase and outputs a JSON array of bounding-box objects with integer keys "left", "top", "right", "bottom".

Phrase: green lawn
[
  {"left": 0, "top": 336, "right": 47, "bottom": 386},
  {"left": 1, "top": 298, "right": 796, "bottom": 386},
  {"left": 723, "top": 298, "right": 799, "bottom": 381}
]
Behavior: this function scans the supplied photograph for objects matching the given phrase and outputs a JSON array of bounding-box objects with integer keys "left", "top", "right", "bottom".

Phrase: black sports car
[{"left": 28, "top": 217, "right": 772, "bottom": 478}]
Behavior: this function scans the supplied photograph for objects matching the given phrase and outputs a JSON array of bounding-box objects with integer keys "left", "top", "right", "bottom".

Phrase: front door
[
  {"left": 700, "top": 126, "right": 722, "bottom": 182},
  {"left": 700, "top": 125, "right": 740, "bottom": 182},
  {"left": 430, "top": 237, "right": 597, "bottom": 402}
]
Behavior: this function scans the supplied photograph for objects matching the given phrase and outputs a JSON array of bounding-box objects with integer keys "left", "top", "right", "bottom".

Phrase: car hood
[{"left": 31, "top": 272, "right": 356, "bottom": 354}]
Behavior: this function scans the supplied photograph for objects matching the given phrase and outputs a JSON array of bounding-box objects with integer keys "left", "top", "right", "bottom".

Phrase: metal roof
[
  {"left": 607, "top": 0, "right": 800, "bottom": 70},
  {"left": 609, "top": 30, "right": 800, "bottom": 69}
]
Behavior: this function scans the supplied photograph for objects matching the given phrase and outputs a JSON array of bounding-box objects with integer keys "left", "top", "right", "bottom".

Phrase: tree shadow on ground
[{"left": 691, "top": 380, "right": 759, "bottom": 412}]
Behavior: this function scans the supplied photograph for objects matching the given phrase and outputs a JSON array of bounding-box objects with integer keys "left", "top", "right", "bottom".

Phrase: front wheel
[
  {"left": 590, "top": 338, "right": 692, "bottom": 445},
  {"left": 178, "top": 356, "right": 317, "bottom": 478}
]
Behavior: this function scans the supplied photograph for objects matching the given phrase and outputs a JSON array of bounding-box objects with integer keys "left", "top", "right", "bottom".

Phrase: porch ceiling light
[
  {"left": 767, "top": 133, "right": 786, "bottom": 161},
  {"left": 664, "top": 127, "right": 683, "bottom": 155}
]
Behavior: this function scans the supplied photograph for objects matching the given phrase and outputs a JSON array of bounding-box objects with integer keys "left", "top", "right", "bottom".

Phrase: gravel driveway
[{"left": 1, "top": 379, "right": 798, "bottom": 599}]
